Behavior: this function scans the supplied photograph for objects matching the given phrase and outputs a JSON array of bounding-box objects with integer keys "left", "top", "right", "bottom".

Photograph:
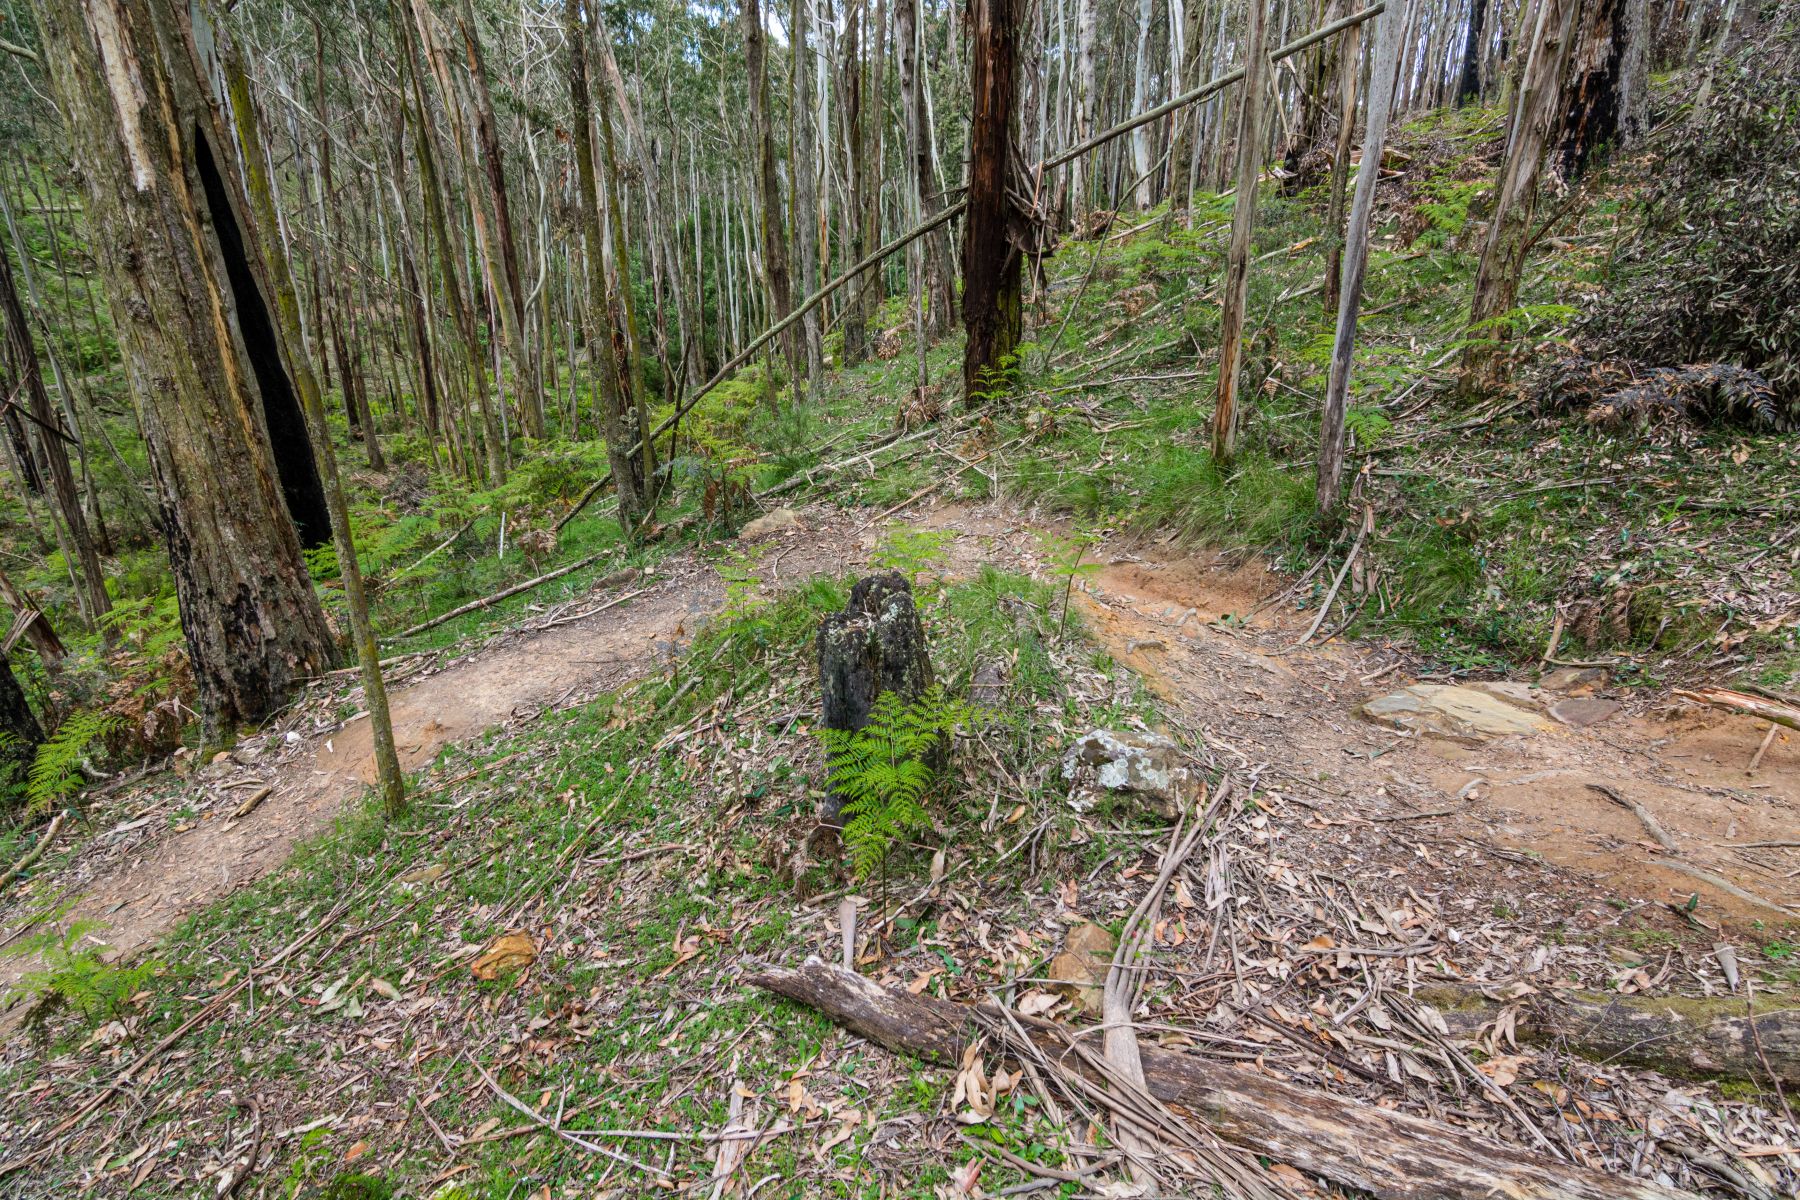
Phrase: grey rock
[{"left": 1063, "top": 728, "right": 1190, "bottom": 817}]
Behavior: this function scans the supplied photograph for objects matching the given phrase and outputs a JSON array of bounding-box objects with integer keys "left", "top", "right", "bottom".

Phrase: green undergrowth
[
  {"left": 0, "top": 559, "right": 1164, "bottom": 1197},
  {"left": 792, "top": 103, "right": 1798, "bottom": 683}
]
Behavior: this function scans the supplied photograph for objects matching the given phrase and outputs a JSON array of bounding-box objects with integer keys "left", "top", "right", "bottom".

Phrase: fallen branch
[
  {"left": 391, "top": 551, "right": 625, "bottom": 640},
  {"left": 749, "top": 960, "right": 1695, "bottom": 1200},
  {"left": 1296, "top": 504, "right": 1371, "bottom": 646},
  {"left": 1676, "top": 687, "right": 1800, "bottom": 733},
  {"left": 1587, "top": 783, "right": 1678, "bottom": 854},
  {"left": 0, "top": 811, "right": 65, "bottom": 895},
  {"left": 1417, "top": 987, "right": 1799, "bottom": 1088}
]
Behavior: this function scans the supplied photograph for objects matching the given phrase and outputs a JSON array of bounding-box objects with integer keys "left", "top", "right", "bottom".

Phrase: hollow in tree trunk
[{"left": 29, "top": 0, "right": 339, "bottom": 740}]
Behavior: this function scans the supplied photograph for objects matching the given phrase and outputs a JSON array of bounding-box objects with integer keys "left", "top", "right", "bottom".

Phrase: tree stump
[
  {"left": 816, "top": 573, "right": 936, "bottom": 826},
  {"left": 0, "top": 649, "right": 43, "bottom": 809}
]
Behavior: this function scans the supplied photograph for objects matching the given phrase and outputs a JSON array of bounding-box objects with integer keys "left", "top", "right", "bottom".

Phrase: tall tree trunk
[
  {"left": 566, "top": 0, "right": 646, "bottom": 536},
  {"left": 1131, "top": 0, "right": 1157, "bottom": 207},
  {"left": 743, "top": 0, "right": 795, "bottom": 380},
  {"left": 1456, "top": 0, "right": 1489, "bottom": 102},
  {"left": 1316, "top": 0, "right": 1408, "bottom": 515},
  {"left": 860, "top": 0, "right": 888, "bottom": 327},
  {"left": 1072, "top": 0, "right": 1098, "bottom": 213},
  {"left": 1321, "top": 15, "right": 1362, "bottom": 303},
  {"left": 791, "top": 0, "right": 826, "bottom": 376},
  {"left": 839, "top": 3, "right": 869, "bottom": 368},
  {"left": 962, "top": 0, "right": 1025, "bottom": 400},
  {"left": 224, "top": 44, "right": 405, "bottom": 816},
  {"left": 454, "top": 0, "right": 542, "bottom": 439},
  {"left": 29, "top": 0, "right": 338, "bottom": 739},
  {"left": 0, "top": 229, "right": 110, "bottom": 631},
  {"left": 1556, "top": 0, "right": 1641, "bottom": 176},
  {"left": 1209, "top": 0, "right": 1270, "bottom": 461},
  {"left": 1463, "top": 0, "right": 1578, "bottom": 392},
  {"left": 896, "top": 0, "right": 955, "bottom": 336}
]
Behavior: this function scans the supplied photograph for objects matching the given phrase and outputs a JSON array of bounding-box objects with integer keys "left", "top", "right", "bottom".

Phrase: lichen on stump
[{"left": 816, "top": 573, "right": 938, "bottom": 826}]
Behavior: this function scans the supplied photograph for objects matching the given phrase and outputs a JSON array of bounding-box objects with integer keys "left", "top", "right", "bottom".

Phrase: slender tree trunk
[
  {"left": 1316, "top": 0, "right": 1408, "bottom": 515},
  {"left": 0, "top": 232, "right": 109, "bottom": 631},
  {"left": 1209, "top": 0, "right": 1270, "bottom": 461},
  {"left": 1463, "top": 0, "right": 1578, "bottom": 392},
  {"left": 224, "top": 45, "right": 404, "bottom": 816},
  {"left": 454, "top": 0, "right": 542, "bottom": 438},
  {"left": 566, "top": 0, "right": 646, "bottom": 537},
  {"left": 1321, "top": 17, "right": 1362, "bottom": 302},
  {"left": 896, "top": 0, "right": 955, "bottom": 336},
  {"left": 744, "top": 0, "right": 795, "bottom": 381},
  {"left": 1131, "top": 0, "right": 1157, "bottom": 207},
  {"left": 791, "top": 0, "right": 826, "bottom": 376},
  {"left": 962, "top": 0, "right": 1025, "bottom": 400},
  {"left": 1072, "top": 0, "right": 1098, "bottom": 213},
  {"left": 29, "top": 0, "right": 338, "bottom": 739},
  {"left": 840, "top": 2, "right": 869, "bottom": 367}
]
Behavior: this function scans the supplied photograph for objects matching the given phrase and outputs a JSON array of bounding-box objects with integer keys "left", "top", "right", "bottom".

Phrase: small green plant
[
  {"left": 1033, "top": 529, "right": 1102, "bottom": 638},
  {"left": 21, "top": 710, "right": 123, "bottom": 818},
  {"left": 968, "top": 353, "right": 1020, "bottom": 406},
  {"left": 2, "top": 918, "right": 155, "bottom": 1025},
  {"left": 822, "top": 685, "right": 973, "bottom": 882},
  {"left": 870, "top": 525, "right": 954, "bottom": 593}
]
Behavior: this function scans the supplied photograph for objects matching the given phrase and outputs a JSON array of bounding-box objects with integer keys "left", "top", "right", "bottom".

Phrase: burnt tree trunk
[
  {"left": 816, "top": 573, "right": 937, "bottom": 826},
  {"left": 0, "top": 648, "right": 43, "bottom": 805},
  {"left": 962, "top": 0, "right": 1024, "bottom": 401},
  {"left": 29, "top": 0, "right": 339, "bottom": 739},
  {"left": 1457, "top": 0, "right": 1490, "bottom": 103}
]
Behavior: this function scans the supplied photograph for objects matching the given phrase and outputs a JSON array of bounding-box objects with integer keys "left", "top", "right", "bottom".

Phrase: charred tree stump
[
  {"left": 0, "top": 648, "right": 43, "bottom": 808},
  {"left": 816, "top": 573, "right": 936, "bottom": 826}
]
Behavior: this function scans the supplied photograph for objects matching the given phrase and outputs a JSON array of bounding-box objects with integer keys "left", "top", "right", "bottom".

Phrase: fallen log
[
  {"left": 1418, "top": 987, "right": 1799, "bottom": 1088},
  {"left": 1676, "top": 687, "right": 1800, "bottom": 733},
  {"left": 749, "top": 959, "right": 1697, "bottom": 1200}
]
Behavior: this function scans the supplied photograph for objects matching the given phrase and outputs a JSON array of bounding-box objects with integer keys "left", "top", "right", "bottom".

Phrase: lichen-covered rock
[{"left": 1062, "top": 728, "right": 1189, "bottom": 817}]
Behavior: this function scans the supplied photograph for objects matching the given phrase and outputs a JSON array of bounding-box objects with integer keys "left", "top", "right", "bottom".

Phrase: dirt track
[{"left": 2, "top": 500, "right": 1793, "bottom": 997}]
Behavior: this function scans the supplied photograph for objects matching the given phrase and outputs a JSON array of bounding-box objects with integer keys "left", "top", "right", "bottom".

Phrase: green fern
[
  {"left": 26, "top": 710, "right": 123, "bottom": 818},
  {"left": 2, "top": 917, "right": 155, "bottom": 1024},
  {"left": 822, "top": 686, "right": 972, "bottom": 880}
]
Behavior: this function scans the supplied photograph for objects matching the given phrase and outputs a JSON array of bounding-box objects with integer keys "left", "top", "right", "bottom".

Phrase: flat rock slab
[
  {"left": 1362, "top": 684, "right": 1550, "bottom": 743},
  {"left": 1550, "top": 697, "right": 1623, "bottom": 728}
]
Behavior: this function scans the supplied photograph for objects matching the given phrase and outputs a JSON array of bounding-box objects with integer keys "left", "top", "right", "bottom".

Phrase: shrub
[{"left": 1574, "top": 11, "right": 1800, "bottom": 405}]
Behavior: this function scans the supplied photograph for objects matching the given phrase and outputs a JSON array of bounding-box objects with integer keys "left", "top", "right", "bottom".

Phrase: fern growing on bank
[
  {"left": 822, "top": 685, "right": 972, "bottom": 880},
  {"left": 25, "top": 711, "right": 122, "bottom": 819}
]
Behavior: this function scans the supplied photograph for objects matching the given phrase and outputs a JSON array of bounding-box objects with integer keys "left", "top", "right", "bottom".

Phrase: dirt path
[
  {"left": 916, "top": 503, "right": 1798, "bottom": 931},
  {"left": 0, "top": 512, "right": 864, "bottom": 990},
  {"left": 4, "top": 500, "right": 1793, "bottom": 998}
]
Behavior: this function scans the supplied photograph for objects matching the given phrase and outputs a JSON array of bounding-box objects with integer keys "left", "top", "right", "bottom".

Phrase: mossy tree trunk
[{"left": 28, "top": 0, "right": 338, "bottom": 741}]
